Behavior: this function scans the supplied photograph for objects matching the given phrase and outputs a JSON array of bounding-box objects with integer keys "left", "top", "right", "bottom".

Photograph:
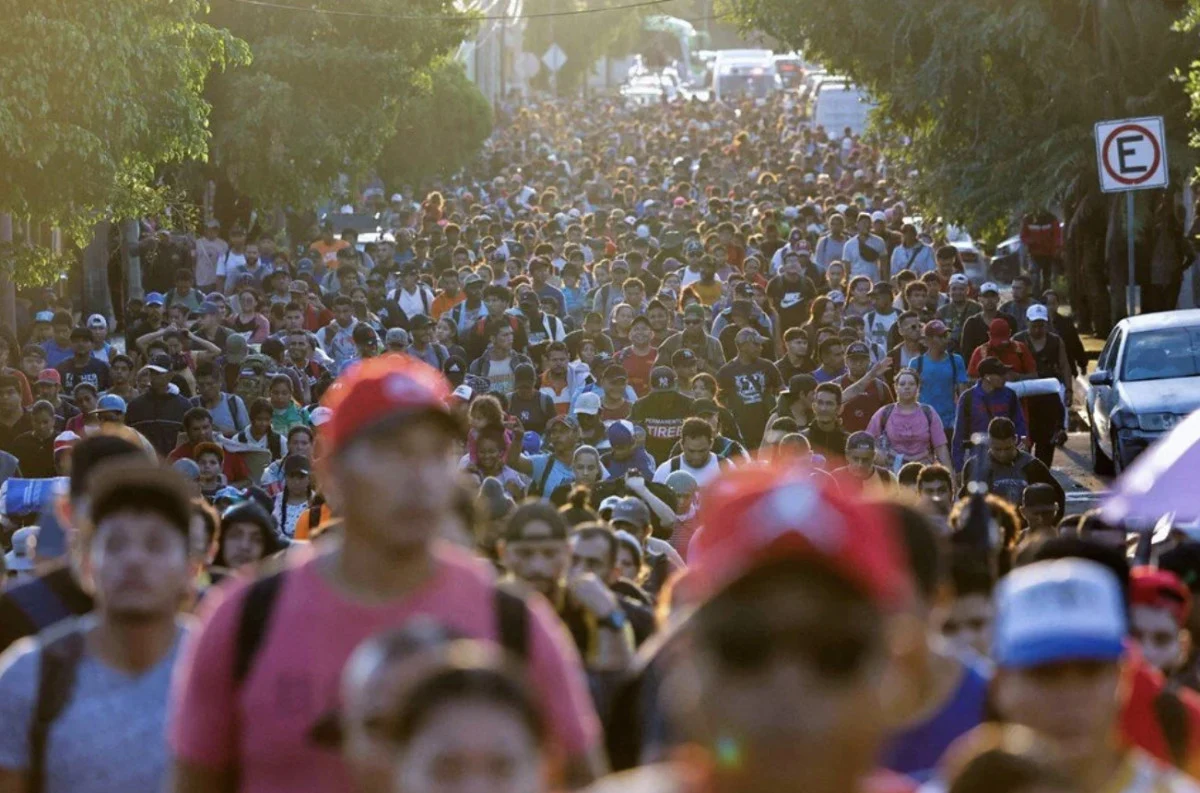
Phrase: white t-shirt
[{"left": 654, "top": 453, "right": 723, "bottom": 487}]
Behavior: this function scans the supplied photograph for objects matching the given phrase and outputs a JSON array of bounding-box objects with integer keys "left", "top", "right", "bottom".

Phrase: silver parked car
[{"left": 1086, "top": 309, "right": 1200, "bottom": 474}]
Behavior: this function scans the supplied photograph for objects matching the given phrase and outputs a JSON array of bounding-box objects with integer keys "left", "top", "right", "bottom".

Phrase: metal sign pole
[{"left": 1127, "top": 190, "right": 1140, "bottom": 316}]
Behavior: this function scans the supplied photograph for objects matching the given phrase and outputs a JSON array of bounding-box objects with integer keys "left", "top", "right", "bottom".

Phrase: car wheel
[
  {"left": 1091, "top": 423, "right": 1115, "bottom": 476},
  {"left": 1111, "top": 432, "right": 1125, "bottom": 477}
]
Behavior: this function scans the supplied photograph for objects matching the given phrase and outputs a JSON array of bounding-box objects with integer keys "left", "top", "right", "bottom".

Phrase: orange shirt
[
  {"left": 291, "top": 502, "right": 333, "bottom": 540},
  {"left": 431, "top": 291, "right": 465, "bottom": 319},
  {"left": 310, "top": 239, "right": 349, "bottom": 268}
]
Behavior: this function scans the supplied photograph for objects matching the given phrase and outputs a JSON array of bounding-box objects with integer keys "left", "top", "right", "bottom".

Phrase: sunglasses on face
[{"left": 702, "top": 618, "right": 875, "bottom": 682}]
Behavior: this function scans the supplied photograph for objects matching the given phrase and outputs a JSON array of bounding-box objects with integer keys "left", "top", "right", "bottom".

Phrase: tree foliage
[
  {"left": 726, "top": 0, "right": 1196, "bottom": 328},
  {"left": 522, "top": 0, "right": 648, "bottom": 93},
  {"left": 726, "top": 0, "right": 1193, "bottom": 228},
  {"left": 0, "top": 0, "right": 249, "bottom": 253},
  {"left": 205, "top": 0, "right": 476, "bottom": 209},
  {"left": 376, "top": 59, "right": 493, "bottom": 190}
]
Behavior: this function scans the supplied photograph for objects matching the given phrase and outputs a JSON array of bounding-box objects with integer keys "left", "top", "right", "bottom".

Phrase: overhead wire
[{"left": 229, "top": 0, "right": 682, "bottom": 22}]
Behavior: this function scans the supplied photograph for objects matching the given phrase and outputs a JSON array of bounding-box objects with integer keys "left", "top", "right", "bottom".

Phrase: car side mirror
[{"left": 1088, "top": 371, "right": 1112, "bottom": 386}]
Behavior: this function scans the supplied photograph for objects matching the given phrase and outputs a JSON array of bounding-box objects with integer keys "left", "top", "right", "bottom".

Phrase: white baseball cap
[
  {"left": 86, "top": 313, "right": 107, "bottom": 329},
  {"left": 1026, "top": 304, "right": 1049, "bottom": 323},
  {"left": 993, "top": 559, "right": 1126, "bottom": 669},
  {"left": 574, "top": 392, "right": 601, "bottom": 416},
  {"left": 309, "top": 406, "right": 334, "bottom": 426},
  {"left": 870, "top": 210, "right": 887, "bottom": 222},
  {"left": 949, "top": 273, "right": 970, "bottom": 287},
  {"left": 979, "top": 282, "right": 1000, "bottom": 295}
]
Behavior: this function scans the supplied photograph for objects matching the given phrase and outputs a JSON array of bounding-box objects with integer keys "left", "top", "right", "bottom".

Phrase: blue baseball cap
[
  {"left": 145, "top": 292, "right": 165, "bottom": 307},
  {"left": 214, "top": 486, "right": 243, "bottom": 503},
  {"left": 993, "top": 559, "right": 1127, "bottom": 669},
  {"left": 522, "top": 431, "right": 542, "bottom": 455},
  {"left": 92, "top": 394, "right": 127, "bottom": 415}
]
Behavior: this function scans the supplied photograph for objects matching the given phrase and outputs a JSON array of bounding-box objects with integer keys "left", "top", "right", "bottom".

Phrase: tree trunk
[
  {"left": 1148, "top": 190, "right": 1185, "bottom": 313},
  {"left": 1066, "top": 188, "right": 1112, "bottom": 335},
  {"left": 0, "top": 213, "right": 13, "bottom": 334},
  {"left": 122, "top": 220, "right": 143, "bottom": 302},
  {"left": 82, "top": 220, "right": 113, "bottom": 319}
]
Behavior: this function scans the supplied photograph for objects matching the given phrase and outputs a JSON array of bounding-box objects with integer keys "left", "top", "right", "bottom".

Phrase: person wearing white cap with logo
[
  {"left": 991, "top": 558, "right": 1200, "bottom": 793},
  {"left": 85, "top": 314, "right": 114, "bottom": 363},
  {"left": 936, "top": 273, "right": 983, "bottom": 353},
  {"left": 1013, "top": 303, "right": 1073, "bottom": 467},
  {"left": 960, "top": 281, "right": 1018, "bottom": 362}
]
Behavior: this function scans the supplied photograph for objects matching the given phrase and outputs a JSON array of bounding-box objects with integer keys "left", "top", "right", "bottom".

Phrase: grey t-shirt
[{"left": 0, "top": 617, "right": 190, "bottom": 793}]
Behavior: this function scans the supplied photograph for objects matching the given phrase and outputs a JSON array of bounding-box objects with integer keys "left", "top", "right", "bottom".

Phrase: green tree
[
  {"left": 522, "top": 0, "right": 647, "bottom": 94},
  {"left": 0, "top": 0, "right": 247, "bottom": 323},
  {"left": 726, "top": 0, "right": 1196, "bottom": 331},
  {"left": 376, "top": 59, "right": 493, "bottom": 190},
  {"left": 205, "top": 0, "right": 476, "bottom": 210}
]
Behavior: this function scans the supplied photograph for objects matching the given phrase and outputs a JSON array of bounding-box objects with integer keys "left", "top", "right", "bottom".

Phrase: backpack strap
[
  {"left": 914, "top": 355, "right": 924, "bottom": 376},
  {"left": 879, "top": 404, "right": 896, "bottom": 436},
  {"left": 534, "top": 456, "right": 556, "bottom": 497},
  {"left": 1155, "top": 681, "right": 1191, "bottom": 769},
  {"left": 494, "top": 585, "right": 529, "bottom": 662},
  {"left": 670, "top": 456, "right": 682, "bottom": 473},
  {"left": 30, "top": 623, "right": 87, "bottom": 793},
  {"left": 233, "top": 570, "right": 287, "bottom": 686}
]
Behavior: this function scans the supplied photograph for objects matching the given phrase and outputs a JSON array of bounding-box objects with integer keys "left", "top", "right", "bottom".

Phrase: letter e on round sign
[{"left": 1095, "top": 116, "right": 1168, "bottom": 193}]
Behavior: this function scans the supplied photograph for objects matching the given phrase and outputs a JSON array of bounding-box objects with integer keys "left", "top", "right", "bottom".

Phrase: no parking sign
[{"left": 1095, "top": 117, "right": 1168, "bottom": 193}]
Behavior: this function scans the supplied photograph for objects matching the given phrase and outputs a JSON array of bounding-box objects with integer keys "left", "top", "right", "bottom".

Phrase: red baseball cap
[
  {"left": 37, "top": 369, "right": 61, "bottom": 385},
  {"left": 320, "top": 355, "right": 453, "bottom": 456},
  {"left": 1130, "top": 566, "right": 1191, "bottom": 627},
  {"left": 686, "top": 465, "right": 912, "bottom": 609}
]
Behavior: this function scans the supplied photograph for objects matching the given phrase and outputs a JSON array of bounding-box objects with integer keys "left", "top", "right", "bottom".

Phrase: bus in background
[{"left": 773, "top": 52, "right": 805, "bottom": 90}]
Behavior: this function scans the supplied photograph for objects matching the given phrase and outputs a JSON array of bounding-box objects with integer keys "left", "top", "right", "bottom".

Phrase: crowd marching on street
[{"left": 1, "top": 91, "right": 1198, "bottom": 793}]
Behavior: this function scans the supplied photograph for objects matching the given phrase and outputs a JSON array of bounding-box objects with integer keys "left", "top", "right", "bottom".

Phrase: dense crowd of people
[{"left": 0, "top": 92, "right": 1194, "bottom": 793}]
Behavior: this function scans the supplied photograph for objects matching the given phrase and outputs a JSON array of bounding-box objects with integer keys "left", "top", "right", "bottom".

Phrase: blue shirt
[
  {"left": 41, "top": 341, "right": 73, "bottom": 368},
  {"left": 529, "top": 453, "right": 573, "bottom": 496},
  {"left": 880, "top": 658, "right": 989, "bottom": 781},
  {"left": 811, "top": 365, "right": 846, "bottom": 384},
  {"left": 602, "top": 448, "right": 656, "bottom": 480},
  {"left": 912, "top": 353, "right": 967, "bottom": 432}
]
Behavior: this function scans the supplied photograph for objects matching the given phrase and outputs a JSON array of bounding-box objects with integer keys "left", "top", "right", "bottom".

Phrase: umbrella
[{"left": 1102, "top": 408, "right": 1200, "bottom": 525}]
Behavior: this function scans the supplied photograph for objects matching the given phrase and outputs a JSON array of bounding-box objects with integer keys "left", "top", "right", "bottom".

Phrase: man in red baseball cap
[
  {"left": 1130, "top": 566, "right": 1192, "bottom": 677},
  {"left": 168, "top": 355, "right": 604, "bottom": 793},
  {"left": 593, "top": 464, "right": 913, "bottom": 793}
]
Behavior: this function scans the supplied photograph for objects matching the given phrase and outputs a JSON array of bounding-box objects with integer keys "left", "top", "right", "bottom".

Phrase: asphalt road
[
  {"left": 1050, "top": 373, "right": 1113, "bottom": 517},
  {"left": 1052, "top": 429, "right": 1112, "bottom": 517}
]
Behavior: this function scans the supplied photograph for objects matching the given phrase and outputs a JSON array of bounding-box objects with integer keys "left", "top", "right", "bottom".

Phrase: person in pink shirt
[
  {"left": 864, "top": 368, "right": 952, "bottom": 470},
  {"left": 167, "top": 355, "right": 603, "bottom": 793}
]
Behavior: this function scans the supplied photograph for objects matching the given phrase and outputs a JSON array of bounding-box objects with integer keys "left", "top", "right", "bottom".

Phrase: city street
[{"left": 1054, "top": 430, "right": 1111, "bottom": 517}]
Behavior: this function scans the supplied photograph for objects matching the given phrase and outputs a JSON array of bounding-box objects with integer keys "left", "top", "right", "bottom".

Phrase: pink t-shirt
[
  {"left": 168, "top": 542, "right": 600, "bottom": 793},
  {"left": 866, "top": 403, "right": 948, "bottom": 462}
]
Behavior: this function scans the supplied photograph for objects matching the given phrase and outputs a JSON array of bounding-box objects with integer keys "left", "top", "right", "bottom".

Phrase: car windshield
[{"left": 1121, "top": 326, "right": 1200, "bottom": 382}]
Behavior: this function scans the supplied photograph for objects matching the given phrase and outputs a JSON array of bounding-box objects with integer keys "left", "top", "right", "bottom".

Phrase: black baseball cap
[
  {"left": 650, "top": 366, "right": 676, "bottom": 391},
  {"left": 978, "top": 357, "right": 1011, "bottom": 377},
  {"left": 671, "top": 348, "right": 697, "bottom": 366},
  {"left": 845, "top": 342, "right": 871, "bottom": 358}
]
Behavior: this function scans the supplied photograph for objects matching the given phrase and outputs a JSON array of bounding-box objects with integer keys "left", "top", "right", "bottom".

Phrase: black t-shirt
[
  {"left": 0, "top": 412, "right": 32, "bottom": 455},
  {"left": 802, "top": 423, "right": 851, "bottom": 465},
  {"left": 507, "top": 391, "right": 556, "bottom": 436},
  {"left": 0, "top": 565, "right": 94, "bottom": 654},
  {"left": 564, "top": 330, "right": 615, "bottom": 360},
  {"left": 192, "top": 323, "right": 232, "bottom": 351},
  {"left": 11, "top": 431, "right": 55, "bottom": 478},
  {"left": 716, "top": 357, "right": 783, "bottom": 449},
  {"left": 718, "top": 318, "right": 772, "bottom": 363},
  {"left": 629, "top": 267, "right": 661, "bottom": 297},
  {"left": 56, "top": 356, "right": 112, "bottom": 393},
  {"left": 630, "top": 390, "right": 696, "bottom": 463},
  {"left": 775, "top": 354, "right": 814, "bottom": 383},
  {"left": 766, "top": 273, "right": 817, "bottom": 332}
]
